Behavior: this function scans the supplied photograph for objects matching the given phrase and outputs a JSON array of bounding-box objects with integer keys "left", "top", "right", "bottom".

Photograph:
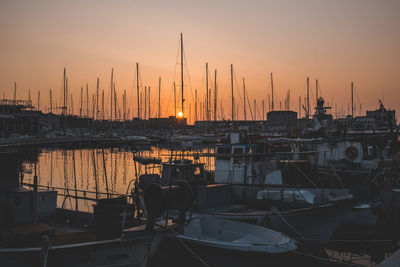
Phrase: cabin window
[
  {"left": 216, "top": 147, "right": 231, "bottom": 160},
  {"left": 233, "top": 147, "right": 244, "bottom": 164}
]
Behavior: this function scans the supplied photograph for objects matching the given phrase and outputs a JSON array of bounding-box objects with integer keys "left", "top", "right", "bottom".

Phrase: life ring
[{"left": 345, "top": 146, "right": 359, "bottom": 160}]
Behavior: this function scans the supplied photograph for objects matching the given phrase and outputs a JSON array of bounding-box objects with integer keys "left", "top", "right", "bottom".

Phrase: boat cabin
[{"left": 160, "top": 159, "right": 206, "bottom": 185}]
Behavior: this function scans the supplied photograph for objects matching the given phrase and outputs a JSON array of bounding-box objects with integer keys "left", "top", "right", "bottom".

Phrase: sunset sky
[{"left": 0, "top": 0, "right": 399, "bottom": 123}]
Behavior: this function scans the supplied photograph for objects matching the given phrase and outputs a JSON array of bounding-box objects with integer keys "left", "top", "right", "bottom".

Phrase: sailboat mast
[
  {"left": 174, "top": 82, "right": 177, "bottom": 117},
  {"left": 14, "top": 82, "right": 16, "bottom": 102},
  {"left": 214, "top": 69, "right": 217, "bottom": 121},
  {"left": 102, "top": 90, "right": 104, "bottom": 120},
  {"left": 49, "top": 89, "right": 52, "bottom": 114},
  {"left": 158, "top": 77, "right": 161, "bottom": 118},
  {"left": 306, "top": 77, "right": 310, "bottom": 118},
  {"left": 351, "top": 81, "right": 354, "bottom": 118},
  {"left": 195, "top": 89, "right": 198, "bottom": 122},
  {"left": 271, "top": 73, "right": 274, "bottom": 111},
  {"left": 206, "top": 62, "right": 209, "bottom": 120},
  {"left": 63, "top": 68, "right": 66, "bottom": 116},
  {"left": 80, "top": 86, "right": 83, "bottom": 117},
  {"left": 316, "top": 79, "right": 319, "bottom": 104},
  {"left": 96, "top": 78, "right": 99, "bottom": 120},
  {"left": 86, "top": 84, "right": 89, "bottom": 118},
  {"left": 148, "top": 86, "right": 151, "bottom": 119},
  {"left": 110, "top": 68, "right": 113, "bottom": 121},
  {"left": 231, "top": 64, "right": 234, "bottom": 121},
  {"left": 180, "top": 33, "right": 184, "bottom": 116},
  {"left": 136, "top": 63, "right": 140, "bottom": 119},
  {"left": 243, "top": 78, "right": 246, "bottom": 120}
]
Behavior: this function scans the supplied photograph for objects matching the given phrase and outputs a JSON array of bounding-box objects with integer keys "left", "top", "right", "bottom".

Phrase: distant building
[
  {"left": 353, "top": 116, "right": 377, "bottom": 130},
  {"left": 366, "top": 101, "right": 396, "bottom": 129},
  {"left": 267, "top": 111, "right": 297, "bottom": 129},
  {"left": 0, "top": 99, "right": 39, "bottom": 137}
]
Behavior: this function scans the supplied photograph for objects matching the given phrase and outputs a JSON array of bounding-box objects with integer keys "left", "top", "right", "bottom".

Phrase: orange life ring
[{"left": 345, "top": 146, "right": 359, "bottom": 160}]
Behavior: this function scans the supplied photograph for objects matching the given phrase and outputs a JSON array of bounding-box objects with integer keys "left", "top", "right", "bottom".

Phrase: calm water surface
[{"left": 21, "top": 146, "right": 214, "bottom": 212}]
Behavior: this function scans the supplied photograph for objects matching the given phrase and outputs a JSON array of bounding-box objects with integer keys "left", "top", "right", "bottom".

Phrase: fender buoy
[{"left": 345, "top": 146, "right": 359, "bottom": 160}]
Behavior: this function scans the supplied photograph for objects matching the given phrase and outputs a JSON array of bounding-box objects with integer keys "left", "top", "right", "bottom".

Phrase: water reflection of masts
[
  {"left": 72, "top": 149, "right": 79, "bottom": 211},
  {"left": 102, "top": 148, "right": 110, "bottom": 199},
  {"left": 91, "top": 149, "right": 99, "bottom": 201}
]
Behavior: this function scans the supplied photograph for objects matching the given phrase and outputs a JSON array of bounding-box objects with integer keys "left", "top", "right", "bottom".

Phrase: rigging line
[
  {"left": 328, "top": 159, "right": 346, "bottom": 191},
  {"left": 182, "top": 45, "right": 196, "bottom": 106},
  {"left": 290, "top": 161, "right": 319, "bottom": 189},
  {"left": 169, "top": 229, "right": 210, "bottom": 267}
]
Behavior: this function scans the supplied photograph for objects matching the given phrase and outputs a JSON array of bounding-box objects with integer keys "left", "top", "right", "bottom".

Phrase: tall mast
[
  {"left": 262, "top": 100, "right": 265, "bottom": 120},
  {"left": 195, "top": 89, "right": 198, "bottom": 122},
  {"left": 298, "top": 96, "right": 301, "bottom": 118},
  {"left": 306, "top": 77, "right": 310, "bottom": 118},
  {"left": 158, "top": 77, "right": 161, "bottom": 118},
  {"left": 14, "top": 82, "right": 16, "bottom": 102},
  {"left": 351, "top": 81, "right": 354, "bottom": 118},
  {"left": 243, "top": 78, "right": 246, "bottom": 120},
  {"left": 110, "top": 68, "right": 113, "bottom": 121},
  {"left": 80, "top": 86, "right": 83, "bottom": 117},
  {"left": 148, "top": 86, "right": 151, "bottom": 119},
  {"left": 96, "top": 78, "right": 99, "bottom": 120},
  {"left": 316, "top": 79, "right": 319, "bottom": 104},
  {"left": 254, "top": 99, "right": 256, "bottom": 120},
  {"left": 66, "top": 79, "right": 68, "bottom": 114},
  {"left": 86, "top": 84, "right": 89, "bottom": 118},
  {"left": 63, "top": 68, "right": 66, "bottom": 116},
  {"left": 49, "top": 89, "right": 53, "bottom": 114},
  {"left": 231, "top": 64, "right": 234, "bottom": 121},
  {"left": 180, "top": 33, "right": 184, "bottom": 116},
  {"left": 144, "top": 86, "right": 147, "bottom": 119},
  {"left": 206, "top": 62, "right": 209, "bottom": 120},
  {"left": 113, "top": 83, "right": 117, "bottom": 121},
  {"left": 270, "top": 73, "right": 274, "bottom": 111},
  {"left": 37, "top": 90, "right": 40, "bottom": 111},
  {"left": 123, "top": 89, "right": 126, "bottom": 121},
  {"left": 174, "top": 82, "right": 177, "bottom": 117},
  {"left": 102, "top": 90, "right": 104, "bottom": 120},
  {"left": 214, "top": 69, "right": 217, "bottom": 121},
  {"left": 136, "top": 63, "right": 140, "bottom": 119}
]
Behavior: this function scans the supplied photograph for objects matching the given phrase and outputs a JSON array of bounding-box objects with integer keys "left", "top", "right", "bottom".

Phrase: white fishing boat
[{"left": 176, "top": 215, "right": 297, "bottom": 254}]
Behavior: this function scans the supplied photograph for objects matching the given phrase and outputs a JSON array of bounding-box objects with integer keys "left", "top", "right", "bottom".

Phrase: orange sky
[{"left": 1, "top": 0, "right": 399, "bottom": 123}]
